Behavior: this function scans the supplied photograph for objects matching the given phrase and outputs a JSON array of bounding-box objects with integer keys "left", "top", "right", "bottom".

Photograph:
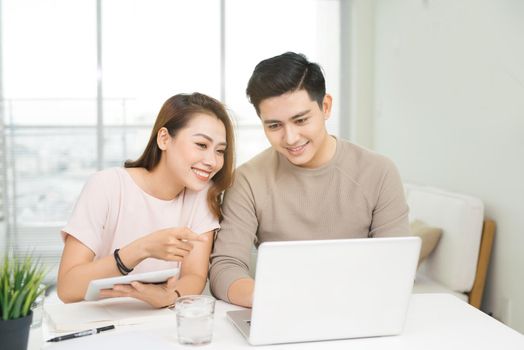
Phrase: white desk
[{"left": 30, "top": 293, "right": 524, "bottom": 349}]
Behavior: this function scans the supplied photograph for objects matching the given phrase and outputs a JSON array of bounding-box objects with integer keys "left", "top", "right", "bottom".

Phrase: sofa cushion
[
  {"left": 413, "top": 273, "right": 469, "bottom": 302},
  {"left": 405, "top": 184, "right": 484, "bottom": 293},
  {"left": 410, "top": 220, "right": 442, "bottom": 266}
]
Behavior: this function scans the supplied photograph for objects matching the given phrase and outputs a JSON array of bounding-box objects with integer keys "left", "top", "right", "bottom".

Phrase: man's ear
[
  {"left": 157, "top": 127, "right": 170, "bottom": 151},
  {"left": 322, "top": 94, "right": 333, "bottom": 120}
]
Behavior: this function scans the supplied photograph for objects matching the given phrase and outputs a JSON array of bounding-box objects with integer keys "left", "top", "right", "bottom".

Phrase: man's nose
[{"left": 284, "top": 125, "right": 299, "bottom": 145}]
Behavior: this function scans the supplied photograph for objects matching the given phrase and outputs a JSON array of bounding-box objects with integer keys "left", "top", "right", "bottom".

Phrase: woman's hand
[
  {"left": 99, "top": 276, "right": 180, "bottom": 308},
  {"left": 138, "top": 227, "right": 208, "bottom": 262}
]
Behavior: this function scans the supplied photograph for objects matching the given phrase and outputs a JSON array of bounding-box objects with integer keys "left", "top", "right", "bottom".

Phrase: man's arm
[
  {"left": 369, "top": 158, "right": 410, "bottom": 237},
  {"left": 209, "top": 169, "right": 259, "bottom": 307},
  {"left": 227, "top": 278, "right": 255, "bottom": 307}
]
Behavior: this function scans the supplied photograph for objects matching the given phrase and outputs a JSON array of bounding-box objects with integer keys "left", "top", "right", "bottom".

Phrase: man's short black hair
[{"left": 246, "top": 52, "right": 326, "bottom": 115}]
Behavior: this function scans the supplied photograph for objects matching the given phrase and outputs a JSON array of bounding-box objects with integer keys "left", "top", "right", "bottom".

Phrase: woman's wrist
[
  {"left": 126, "top": 238, "right": 150, "bottom": 261},
  {"left": 118, "top": 241, "right": 148, "bottom": 270},
  {"left": 162, "top": 288, "right": 181, "bottom": 309},
  {"left": 114, "top": 248, "right": 134, "bottom": 275}
]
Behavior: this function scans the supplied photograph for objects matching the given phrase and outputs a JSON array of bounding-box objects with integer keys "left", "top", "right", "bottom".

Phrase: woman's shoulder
[
  {"left": 178, "top": 182, "right": 218, "bottom": 231},
  {"left": 86, "top": 167, "right": 122, "bottom": 184},
  {"left": 182, "top": 182, "right": 213, "bottom": 202},
  {"left": 81, "top": 168, "right": 125, "bottom": 196}
]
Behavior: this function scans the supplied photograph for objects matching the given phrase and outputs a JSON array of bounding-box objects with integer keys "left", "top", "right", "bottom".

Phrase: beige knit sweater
[{"left": 209, "top": 138, "right": 409, "bottom": 301}]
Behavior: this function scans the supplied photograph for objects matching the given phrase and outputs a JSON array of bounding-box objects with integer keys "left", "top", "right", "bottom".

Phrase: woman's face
[{"left": 163, "top": 113, "right": 227, "bottom": 192}]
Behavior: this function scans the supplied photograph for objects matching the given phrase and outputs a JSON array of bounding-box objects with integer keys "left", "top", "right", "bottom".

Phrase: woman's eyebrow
[{"left": 192, "top": 133, "right": 227, "bottom": 147}]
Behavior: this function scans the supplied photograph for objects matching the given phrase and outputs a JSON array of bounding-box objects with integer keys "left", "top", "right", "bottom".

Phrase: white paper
[
  {"left": 44, "top": 331, "right": 175, "bottom": 350},
  {"left": 45, "top": 297, "right": 175, "bottom": 332}
]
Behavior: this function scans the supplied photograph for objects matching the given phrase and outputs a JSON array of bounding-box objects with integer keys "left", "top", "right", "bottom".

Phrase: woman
[{"left": 57, "top": 93, "right": 235, "bottom": 308}]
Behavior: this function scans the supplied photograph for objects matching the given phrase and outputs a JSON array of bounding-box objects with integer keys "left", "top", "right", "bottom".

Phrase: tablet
[{"left": 84, "top": 268, "right": 180, "bottom": 301}]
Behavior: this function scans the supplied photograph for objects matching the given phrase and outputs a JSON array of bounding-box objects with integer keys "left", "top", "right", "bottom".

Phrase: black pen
[{"left": 46, "top": 325, "right": 115, "bottom": 342}]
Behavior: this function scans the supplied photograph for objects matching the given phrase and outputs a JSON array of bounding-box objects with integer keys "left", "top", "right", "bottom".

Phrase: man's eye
[
  {"left": 267, "top": 123, "right": 280, "bottom": 130},
  {"left": 296, "top": 117, "right": 308, "bottom": 124}
]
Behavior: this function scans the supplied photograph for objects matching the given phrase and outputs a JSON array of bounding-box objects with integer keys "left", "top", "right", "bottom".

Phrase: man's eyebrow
[
  {"left": 290, "top": 110, "right": 310, "bottom": 120},
  {"left": 263, "top": 110, "right": 310, "bottom": 124},
  {"left": 192, "top": 133, "right": 227, "bottom": 147}
]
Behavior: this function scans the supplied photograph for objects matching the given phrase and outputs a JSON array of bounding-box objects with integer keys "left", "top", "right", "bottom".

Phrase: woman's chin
[{"left": 184, "top": 180, "right": 209, "bottom": 192}]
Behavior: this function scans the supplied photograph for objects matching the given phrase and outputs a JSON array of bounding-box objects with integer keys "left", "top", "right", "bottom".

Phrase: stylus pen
[{"left": 46, "top": 325, "right": 115, "bottom": 342}]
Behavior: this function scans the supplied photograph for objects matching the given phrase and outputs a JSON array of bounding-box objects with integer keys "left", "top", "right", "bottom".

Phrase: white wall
[
  {"left": 368, "top": 0, "right": 524, "bottom": 332},
  {"left": 348, "top": 0, "right": 376, "bottom": 148}
]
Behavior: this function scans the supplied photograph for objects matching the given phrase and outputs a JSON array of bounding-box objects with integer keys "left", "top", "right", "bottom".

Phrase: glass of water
[
  {"left": 30, "top": 285, "right": 46, "bottom": 328},
  {"left": 175, "top": 295, "right": 216, "bottom": 345}
]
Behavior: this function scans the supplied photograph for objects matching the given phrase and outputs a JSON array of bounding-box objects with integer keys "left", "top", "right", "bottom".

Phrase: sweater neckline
[{"left": 278, "top": 136, "right": 341, "bottom": 175}]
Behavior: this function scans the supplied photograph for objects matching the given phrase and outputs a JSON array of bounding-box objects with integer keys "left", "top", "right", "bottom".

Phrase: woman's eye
[
  {"left": 196, "top": 143, "right": 207, "bottom": 149},
  {"left": 217, "top": 149, "right": 226, "bottom": 155}
]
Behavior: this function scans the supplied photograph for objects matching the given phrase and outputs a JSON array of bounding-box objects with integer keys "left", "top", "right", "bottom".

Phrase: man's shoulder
[
  {"left": 334, "top": 139, "right": 398, "bottom": 186},
  {"left": 337, "top": 139, "right": 395, "bottom": 171},
  {"left": 236, "top": 147, "right": 278, "bottom": 176}
]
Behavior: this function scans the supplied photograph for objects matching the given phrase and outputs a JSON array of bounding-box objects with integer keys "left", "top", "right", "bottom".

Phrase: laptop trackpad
[{"left": 227, "top": 309, "right": 252, "bottom": 338}]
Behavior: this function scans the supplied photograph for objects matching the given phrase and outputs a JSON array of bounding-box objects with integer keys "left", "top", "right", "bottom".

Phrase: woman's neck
[{"left": 129, "top": 166, "right": 184, "bottom": 201}]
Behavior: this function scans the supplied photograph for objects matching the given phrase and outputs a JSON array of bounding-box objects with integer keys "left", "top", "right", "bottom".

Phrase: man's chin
[{"left": 282, "top": 154, "right": 311, "bottom": 167}]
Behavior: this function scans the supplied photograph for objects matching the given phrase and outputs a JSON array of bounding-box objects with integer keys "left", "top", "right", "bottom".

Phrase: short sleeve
[
  {"left": 184, "top": 185, "right": 220, "bottom": 235},
  {"left": 61, "top": 170, "right": 117, "bottom": 255}
]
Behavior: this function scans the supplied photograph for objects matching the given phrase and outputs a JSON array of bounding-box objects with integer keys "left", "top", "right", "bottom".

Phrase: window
[
  {"left": 226, "top": 0, "right": 340, "bottom": 164},
  {"left": 0, "top": 0, "right": 342, "bottom": 281},
  {"left": 1, "top": 0, "right": 97, "bottom": 269}
]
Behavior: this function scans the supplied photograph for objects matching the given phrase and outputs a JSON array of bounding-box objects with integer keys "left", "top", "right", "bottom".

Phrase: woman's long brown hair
[{"left": 125, "top": 93, "right": 235, "bottom": 219}]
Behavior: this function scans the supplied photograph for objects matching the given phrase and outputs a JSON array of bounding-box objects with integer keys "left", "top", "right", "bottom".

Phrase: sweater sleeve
[
  {"left": 369, "top": 158, "right": 410, "bottom": 238},
  {"left": 209, "top": 168, "right": 259, "bottom": 302}
]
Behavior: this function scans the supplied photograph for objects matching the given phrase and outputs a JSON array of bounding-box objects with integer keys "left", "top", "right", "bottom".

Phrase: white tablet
[{"left": 84, "top": 268, "right": 180, "bottom": 301}]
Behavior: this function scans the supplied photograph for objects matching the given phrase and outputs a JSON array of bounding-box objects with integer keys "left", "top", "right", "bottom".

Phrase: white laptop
[{"left": 227, "top": 237, "right": 421, "bottom": 346}]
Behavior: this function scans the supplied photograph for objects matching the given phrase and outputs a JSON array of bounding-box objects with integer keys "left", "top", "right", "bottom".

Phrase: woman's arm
[
  {"left": 99, "top": 230, "right": 214, "bottom": 308},
  {"left": 57, "top": 235, "right": 145, "bottom": 303},
  {"left": 172, "top": 230, "right": 214, "bottom": 295},
  {"left": 57, "top": 227, "right": 206, "bottom": 303}
]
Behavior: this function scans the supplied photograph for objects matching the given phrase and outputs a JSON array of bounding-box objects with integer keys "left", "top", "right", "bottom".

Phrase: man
[{"left": 209, "top": 52, "right": 409, "bottom": 307}]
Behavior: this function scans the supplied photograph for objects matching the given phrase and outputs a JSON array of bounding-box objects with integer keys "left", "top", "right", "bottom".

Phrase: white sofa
[{"left": 406, "top": 183, "right": 495, "bottom": 308}]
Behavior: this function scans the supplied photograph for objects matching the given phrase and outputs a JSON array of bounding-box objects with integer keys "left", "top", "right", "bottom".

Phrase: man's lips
[{"left": 285, "top": 141, "right": 309, "bottom": 154}]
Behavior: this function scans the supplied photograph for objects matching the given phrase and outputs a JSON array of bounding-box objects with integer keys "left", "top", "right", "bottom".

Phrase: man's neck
[{"left": 302, "top": 134, "right": 337, "bottom": 169}]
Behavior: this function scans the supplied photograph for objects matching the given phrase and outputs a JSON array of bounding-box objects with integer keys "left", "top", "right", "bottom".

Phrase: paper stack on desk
[
  {"left": 45, "top": 331, "right": 175, "bottom": 350},
  {"left": 44, "top": 297, "right": 175, "bottom": 332}
]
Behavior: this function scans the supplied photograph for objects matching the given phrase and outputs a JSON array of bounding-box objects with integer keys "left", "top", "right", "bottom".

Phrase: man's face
[{"left": 258, "top": 89, "right": 332, "bottom": 168}]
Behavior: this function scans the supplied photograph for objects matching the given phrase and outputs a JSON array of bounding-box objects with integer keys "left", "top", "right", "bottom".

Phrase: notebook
[
  {"left": 45, "top": 297, "right": 176, "bottom": 332},
  {"left": 45, "top": 331, "right": 175, "bottom": 350},
  {"left": 227, "top": 237, "right": 421, "bottom": 345}
]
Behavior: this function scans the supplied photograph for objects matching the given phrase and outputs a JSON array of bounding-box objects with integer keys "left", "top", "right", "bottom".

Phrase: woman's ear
[{"left": 156, "top": 127, "right": 170, "bottom": 151}]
